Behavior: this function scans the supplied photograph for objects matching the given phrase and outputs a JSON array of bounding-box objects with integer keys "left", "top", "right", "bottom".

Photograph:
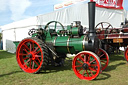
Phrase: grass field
[{"left": 0, "top": 50, "right": 128, "bottom": 85}]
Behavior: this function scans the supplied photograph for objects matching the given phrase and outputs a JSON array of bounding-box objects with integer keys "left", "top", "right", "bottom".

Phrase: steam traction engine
[
  {"left": 16, "top": 2, "right": 109, "bottom": 80},
  {"left": 95, "top": 20, "right": 128, "bottom": 61}
]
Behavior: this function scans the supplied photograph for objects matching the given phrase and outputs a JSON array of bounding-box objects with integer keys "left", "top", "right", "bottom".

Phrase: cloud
[
  {"left": 0, "top": 0, "right": 31, "bottom": 21},
  {"left": 0, "top": 0, "right": 8, "bottom": 11},
  {"left": 9, "top": 0, "right": 31, "bottom": 21}
]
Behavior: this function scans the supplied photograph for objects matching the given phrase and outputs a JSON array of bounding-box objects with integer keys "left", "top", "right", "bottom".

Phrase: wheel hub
[
  {"left": 28, "top": 54, "right": 32, "bottom": 58},
  {"left": 28, "top": 53, "right": 35, "bottom": 60},
  {"left": 82, "top": 63, "right": 89, "bottom": 70}
]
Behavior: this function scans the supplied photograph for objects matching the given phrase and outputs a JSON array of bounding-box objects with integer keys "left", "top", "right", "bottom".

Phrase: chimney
[{"left": 88, "top": 2, "right": 96, "bottom": 36}]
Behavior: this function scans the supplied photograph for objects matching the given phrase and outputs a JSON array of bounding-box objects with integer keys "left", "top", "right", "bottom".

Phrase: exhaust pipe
[
  {"left": 88, "top": 2, "right": 96, "bottom": 36},
  {"left": 84, "top": 2, "right": 99, "bottom": 53}
]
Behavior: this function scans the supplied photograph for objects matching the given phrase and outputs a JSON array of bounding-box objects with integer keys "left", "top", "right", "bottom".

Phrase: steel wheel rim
[
  {"left": 16, "top": 39, "right": 43, "bottom": 73},
  {"left": 97, "top": 49, "right": 109, "bottom": 71},
  {"left": 72, "top": 51, "right": 101, "bottom": 80},
  {"left": 124, "top": 48, "right": 128, "bottom": 61}
]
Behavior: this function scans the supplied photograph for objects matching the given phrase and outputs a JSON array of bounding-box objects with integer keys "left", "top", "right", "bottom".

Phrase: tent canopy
[{"left": 1, "top": 3, "right": 128, "bottom": 53}]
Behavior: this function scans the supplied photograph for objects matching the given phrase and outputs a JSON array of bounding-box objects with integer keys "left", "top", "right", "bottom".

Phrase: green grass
[{"left": 0, "top": 50, "right": 128, "bottom": 85}]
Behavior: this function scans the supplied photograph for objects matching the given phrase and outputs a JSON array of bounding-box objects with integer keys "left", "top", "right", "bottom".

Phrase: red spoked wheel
[
  {"left": 97, "top": 48, "right": 109, "bottom": 71},
  {"left": 72, "top": 51, "right": 101, "bottom": 80},
  {"left": 16, "top": 37, "right": 48, "bottom": 73},
  {"left": 124, "top": 47, "right": 128, "bottom": 62}
]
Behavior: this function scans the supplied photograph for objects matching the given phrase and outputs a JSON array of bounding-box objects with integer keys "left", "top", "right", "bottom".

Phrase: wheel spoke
[
  {"left": 37, "top": 58, "right": 41, "bottom": 63},
  {"left": 23, "top": 44, "right": 30, "bottom": 51},
  {"left": 32, "top": 42, "right": 35, "bottom": 51},
  {"left": 82, "top": 70, "right": 85, "bottom": 76},
  {"left": 34, "top": 60, "right": 39, "bottom": 66},
  {"left": 55, "top": 22, "right": 57, "bottom": 30},
  {"left": 78, "top": 56, "right": 84, "bottom": 62},
  {"left": 23, "top": 59, "right": 30, "bottom": 66},
  {"left": 75, "top": 65, "right": 82, "bottom": 68},
  {"left": 101, "top": 61, "right": 106, "bottom": 64},
  {"left": 23, "top": 57, "right": 29, "bottom": 60},
  {"left": 90, "top": 70, "right": 94, "bottom": 76},
  {"left": 84, "top": 55, "right": 86, "bottom": 63},
  {"left": 35, "top": 55, "right": 42, "bottom": 58},
  {"left": 24, "top": 48, "right": 29, "bottom": 54},
  {"left": 30, "top": 43, "right": 32, "bottom": 52},
  {"left": 30, "top": 59, "right": 32, "bottom": 69},
  {"left": 97, "top": 50, "right": 101, "bottom": 56},
  {"left": 32, "top": 61, "right": 35, "bottom": 69},
  {"left": 33, "top": 47, "right": 39, "bottom": 53},
  {"left": 78, "top": 68, "right": 83, "bottom": 72},
  {"left": 90, "top": 64, "right": 97, "bottom": 66},
  {"left": 19, "top": 53, "right": 28, "bottom": 56},
  {"left": 106, "top": 24, "right": 111, "bottom": 29},
  {"left": 90, "top": 59, "right": 96, "bottom": 64},
  {"left": 86, "top": 70, "right": 89, "bottom": 77},
  {"left": 87, "top": 55, "right": 90, "bottom": 62},
  {"left": 99, "top": 54, "right": 105, "bottom": 58},
  {"left": 76, "top": 60, "right": 83, "bottom": 65},
  {"left": 89, "top": 67, "right": 97, "bottom": 72},
  {"left": 35, "top": 50, "right": 41, "bottom": 55},
  {"left": 101, "top": 23, "right": 103, "bottom": 29}
]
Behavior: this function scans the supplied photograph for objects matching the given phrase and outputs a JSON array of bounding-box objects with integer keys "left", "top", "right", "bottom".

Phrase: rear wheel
[
  {"left": 97, "top": 48, "right": 109, "bottom": 71},
  {"left": 16, "top": 37, "right": 48, "bottom": 73},
  {"left": 72, "top": 51, "right": 101, "bottom": 80}
]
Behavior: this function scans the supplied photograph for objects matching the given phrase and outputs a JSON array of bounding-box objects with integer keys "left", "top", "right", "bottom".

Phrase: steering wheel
[
  {"left": 95, "top": 22, "right": 113, "bottom": 34},
  {"left": 44, "top": 21, "right": 65, "bottom": 32}
]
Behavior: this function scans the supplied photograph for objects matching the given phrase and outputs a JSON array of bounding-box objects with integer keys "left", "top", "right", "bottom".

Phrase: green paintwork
[
  {"left": 67, "top": 25, "right": 79, "bottom": 36},
  {"left": 45, "top": 35, "right": 84, "bottom": 54},
  {"left": 32, "top": 33, "right": 38, "bottom": 37},
  {"left": 71, "top": 27, "right": 79, "bottom": 36},
  {"left": 14, "top": 21, "right": 85, "bottom": 55},
  {"left": 55, "top": 36, "right": 68, "bottom": 46},
  {"left": 13, "top": 41, "right": 20, "bottom": 49},
  {"left": 43, "top": 21, "right": 85, "bottom": 54},
  {"left": 69, "top": 36, "right": 84, "bottom": 52}
]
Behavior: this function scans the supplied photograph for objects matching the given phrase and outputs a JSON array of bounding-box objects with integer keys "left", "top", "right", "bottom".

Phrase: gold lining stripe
[
  {"left": 67, "top": 37, "right": 70, "bottom": 53},
  {"left": 82, "top": 36, "right": 86, "bottom": 51},
  {"left": 53, "top": 37, "right": 57, "bottom": 46}
]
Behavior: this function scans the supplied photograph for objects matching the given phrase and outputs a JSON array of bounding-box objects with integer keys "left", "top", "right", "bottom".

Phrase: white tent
[
  {"left": 37, "top": 3, "right": 125, "bottom": 27},
  {"left": 1, "top": 17, "right": 38, "bottom": 53},
  {"left": 1, "top": 3, "right": 128, "bottom": 53}
]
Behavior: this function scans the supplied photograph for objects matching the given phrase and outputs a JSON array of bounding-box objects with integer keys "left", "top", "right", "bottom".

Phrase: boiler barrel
[{"left": 49, "top": 35, "right": 88, "bottom": 54}]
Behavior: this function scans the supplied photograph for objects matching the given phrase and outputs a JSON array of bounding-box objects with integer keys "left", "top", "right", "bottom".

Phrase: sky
[{"left": 0, "top": 0, "right": 128, "bottom": 27}]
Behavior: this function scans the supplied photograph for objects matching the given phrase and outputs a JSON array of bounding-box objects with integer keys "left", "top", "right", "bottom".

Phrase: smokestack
[{"left": 88, "top": 2, "right": 96, "bottom": 35}]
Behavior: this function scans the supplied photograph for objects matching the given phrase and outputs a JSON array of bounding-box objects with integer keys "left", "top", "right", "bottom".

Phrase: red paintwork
[
  {"left": 16, "top": 38, "right": 43, "bottom": 73},
  {"left": 124, "top": 48, "right": 128, "bottom": 62},
  {"left": 72, "top": 51, "right": 101, "bottom": 80},
  {"left": 96, "top": 26, "right": 128, "bottom": 48},
  {"left": 97, "top": 49, "right": 109, "bottom": 71},
  {"left": 90, "top": 0, "right": 123, "bottom": 9},
  {"left": 96, "top": 27, "right": 128, "bottom": 40}
]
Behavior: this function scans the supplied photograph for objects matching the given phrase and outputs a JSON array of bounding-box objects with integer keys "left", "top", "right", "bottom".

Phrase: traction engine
[{"left": 16, "top": 2, "right": 109, "bottom": 80}]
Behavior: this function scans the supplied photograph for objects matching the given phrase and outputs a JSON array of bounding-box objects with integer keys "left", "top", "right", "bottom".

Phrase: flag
[{"left": 90, "top": 0, "right": 123, "bottom": 9}]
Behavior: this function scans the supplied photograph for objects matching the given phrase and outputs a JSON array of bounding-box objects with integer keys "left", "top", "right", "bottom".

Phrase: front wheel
[{"left": 72, "top": 51, "right": 101, "bottom": 80}]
